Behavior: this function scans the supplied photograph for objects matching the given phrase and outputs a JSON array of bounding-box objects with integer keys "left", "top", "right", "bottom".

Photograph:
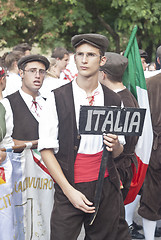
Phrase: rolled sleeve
[{"left": 38, "top": 92, "right": 59, "bottom": 153}]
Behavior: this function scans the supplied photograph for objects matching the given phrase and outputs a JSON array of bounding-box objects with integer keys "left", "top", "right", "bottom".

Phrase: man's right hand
[{"left": 65, "top": 186, "right": 95, "bottom": 213}]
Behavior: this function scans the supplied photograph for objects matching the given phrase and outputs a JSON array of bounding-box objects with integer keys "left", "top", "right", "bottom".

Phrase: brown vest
[
  {"left": 7, "top": 91, "right": 39, "bottom": 141},
  {"left": 54, "top": 82, "right": 121, "bottom": 189}
]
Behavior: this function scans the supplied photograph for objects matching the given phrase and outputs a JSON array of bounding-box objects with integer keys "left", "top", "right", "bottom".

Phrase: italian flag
[{"left": 123, "top": 26, "right": 153, "bottom": 205}]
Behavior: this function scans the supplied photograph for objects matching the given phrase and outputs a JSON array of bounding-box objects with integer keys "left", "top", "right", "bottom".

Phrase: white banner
[
  {"left": 0, "top": 149, "right": 54, "bottom": 240},
  {"left": 0, "top": 152, "right": 15, "bottom": 240}
]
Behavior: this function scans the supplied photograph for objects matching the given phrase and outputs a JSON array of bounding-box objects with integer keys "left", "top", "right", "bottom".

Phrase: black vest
[
  {"left": 54, "top": 82, "right": 121, "bottom": 189},
  {"left": 7, "top": 91, "right": 39, "bottom": 141}
]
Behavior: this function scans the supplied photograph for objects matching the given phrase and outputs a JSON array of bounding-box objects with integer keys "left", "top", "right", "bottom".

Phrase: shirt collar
[
  {"left": 72, "top": 78, "right": 102, "bottom": 95},
  {"left": 19, "top": 88, "right": 41, "bottom": 102}
]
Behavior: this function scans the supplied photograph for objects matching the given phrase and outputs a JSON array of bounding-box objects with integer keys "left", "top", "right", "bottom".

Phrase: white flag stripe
[{"left": 135, "top": 87, "right": 153, "bottom": 164}]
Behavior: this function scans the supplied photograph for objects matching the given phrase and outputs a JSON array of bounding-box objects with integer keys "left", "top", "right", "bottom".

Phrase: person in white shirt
[
  {"left": 60, "top": 52, "right": 78, "bottom": 82},
  {"left": 0, "top": 66, "right": 15, "bottom": 240},
  {"left": 40, "top": 48, "right": 69, "bottom": 98},
  {"left": 4, "top": 55, "right": 54, "bottom": 240},
  {"left": 38, "top": 33, "right": 130, "bottom": 240},
  {"left": 0, "top": 66, "right": 14, "bottom": 156},
  {"left": 6, "top": 54, "right": 49, "bottom": 146},
  {"left": 40, "top": 57, "right": 69, "bottom": 98},
  {"left": 2, "top": 51, "right": 24, "bottom": 97},
  {"left": 51, "top": 47, "right": 69, "bottom": 77}
]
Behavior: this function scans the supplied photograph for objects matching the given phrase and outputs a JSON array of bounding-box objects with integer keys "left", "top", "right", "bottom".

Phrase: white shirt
[
  {"left": 3, "top": 72, "right": 22, "bottom": 97},
  {"left": 19, "top": 89, "right": 45, "bottom": 122},
  {"left": 144, "top": 69, "right": 161, "bottom": 79},
  {"left": 38, "top": 79, "right": 125, "bottom": 154},
  {"left": 40, "top": 76, "right": 69, "bottom": 99},
  {"left": 60, "top": 54, "right": 78, "bottom": 82}
]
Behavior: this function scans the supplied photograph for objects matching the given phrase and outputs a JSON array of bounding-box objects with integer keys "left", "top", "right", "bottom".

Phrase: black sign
[{"left": 79, "top": 106, "right": 146, "bottom": 136}]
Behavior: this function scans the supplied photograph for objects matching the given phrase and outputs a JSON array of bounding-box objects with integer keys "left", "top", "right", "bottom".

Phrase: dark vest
[
  {"left": 7, "top": 91, "right": 39, "bottom": 141},
  {"left": 54, "top": 82, "right": 121, "bottom": 190}
]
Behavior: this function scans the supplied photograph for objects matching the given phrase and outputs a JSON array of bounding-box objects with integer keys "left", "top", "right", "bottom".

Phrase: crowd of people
[{"left": 0, "top": 34, "right": 161, "bottom": 240}]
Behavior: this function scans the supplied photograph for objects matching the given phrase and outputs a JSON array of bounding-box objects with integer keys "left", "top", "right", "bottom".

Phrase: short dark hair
[
  {"left": 4, "top": 51, "right": 24, "bottom": 70},
  {"left": 13, "top": 43, "right": 32, "bottom": 53},
  {"left": 51, "top": 47, "right": 69, "bottom": 60}
]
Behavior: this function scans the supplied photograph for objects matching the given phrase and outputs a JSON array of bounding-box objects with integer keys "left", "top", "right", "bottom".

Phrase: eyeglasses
[
  {"left": 24, "top": 68, "right": 46, "bottom": 76},
  {"left": 75, "top": 52, "right": 101, "bottom": 59}
]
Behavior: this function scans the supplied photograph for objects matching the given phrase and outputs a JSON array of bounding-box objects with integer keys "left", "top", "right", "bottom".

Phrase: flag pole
[{"left": 0, "top": 140, "right": 38, "bottom": 152}]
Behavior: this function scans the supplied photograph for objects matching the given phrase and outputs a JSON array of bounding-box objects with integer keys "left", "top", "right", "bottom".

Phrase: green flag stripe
[
  {"left": 124, "top": 25, "right": 138, "bottom": 58},
  {"left": 123, "top": 26, "right": 147, "bottom": 101}
]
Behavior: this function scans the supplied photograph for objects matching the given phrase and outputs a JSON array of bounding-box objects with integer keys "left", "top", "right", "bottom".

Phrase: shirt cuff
[{"left": 38, "top": 138, "right": 59, "bottom": 154}]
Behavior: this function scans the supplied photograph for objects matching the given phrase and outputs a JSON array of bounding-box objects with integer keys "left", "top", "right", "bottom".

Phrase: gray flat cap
[
  {"left": 100, "top": 52, "right": 128, "bottom": 78},
  {"left": 18, "top": 54, "right": 50, "bottom": 70},
  {"left": 71, "top": 33, "right": 109, "bottom": 55},
  {"left": 157, "top": 46, "right": 161, "bottom": 58}
]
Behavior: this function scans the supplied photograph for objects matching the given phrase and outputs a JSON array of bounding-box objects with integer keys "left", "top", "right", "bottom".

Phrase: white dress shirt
[
  {"left": 40, "top": 76, "right": 69, "bottom": 98},
  {"left": 19, "top": 89, "right": 46, "bottom": 122},
  {"left": 3, "top": 72, "right": 22, "bottom": 97}
]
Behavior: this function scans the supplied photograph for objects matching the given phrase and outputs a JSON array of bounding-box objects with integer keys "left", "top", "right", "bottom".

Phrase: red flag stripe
[
  {"left": 31, "top": 150, "right": 55, "bottom": 182},
  {"left": 124, "top": 155, "right": 148, "bottom": 205}
]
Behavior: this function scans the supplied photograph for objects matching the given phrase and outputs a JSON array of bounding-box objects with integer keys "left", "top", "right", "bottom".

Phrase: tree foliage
[{"left": 0, "top": 0, "right": 161, "bottom": 59}]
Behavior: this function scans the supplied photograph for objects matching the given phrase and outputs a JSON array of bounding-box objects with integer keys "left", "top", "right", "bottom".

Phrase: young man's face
[
  {"left": 20, "top": 61, "right": 46, "bottom": 97},
  {"left": 141, "top": 57, "right": 148, "bottom": 71},
  {"left": 74, "top": 43, "right": 106, "bottom": 78},
  {"left": 57, "top": 54, "right": 69, "bottom": 71}
]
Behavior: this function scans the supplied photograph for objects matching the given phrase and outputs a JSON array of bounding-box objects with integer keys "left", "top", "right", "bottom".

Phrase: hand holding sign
[
  {"left": 103, "top": 133, "right": 124, "bottom": 158},
  {"left": 79, "top": 105, "right": 146, "bottom": 225}
]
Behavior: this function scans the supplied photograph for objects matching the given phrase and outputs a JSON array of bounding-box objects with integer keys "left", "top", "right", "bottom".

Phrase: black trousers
[{"left": 50, "top": 178, "right": 130, "bottom": 240}]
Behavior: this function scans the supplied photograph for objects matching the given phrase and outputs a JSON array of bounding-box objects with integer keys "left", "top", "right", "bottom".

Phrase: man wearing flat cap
[
  {"left": 99, "top": 52, "right": 145, "bottom": 239},
  {"left": 6, "top": 54, "right": 55, "bottom": 239},
  {"left": 6, "top": 54, "right": 49, "bottom": 144},
  {"left": 138, "top": 45, "right": 161, "bottom": 240},
  {"left": 39, "top": 34, "right": 130, "bottom": 240}
]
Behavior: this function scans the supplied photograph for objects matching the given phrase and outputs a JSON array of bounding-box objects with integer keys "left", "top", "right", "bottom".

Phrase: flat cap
[
  {"left": 100, "top": 52, "right": 128, "bottom": 78},
  {"left": 157, "top": 46, "right": 161, "bottom": 58},
  {"left": 18, "top": 54, "right": 50, "bottom": 70},
  {"left": 71, "top": 33, "right": 109, "bottom": 55},
  {"left": 139, "top": 49, "right": 148, "bottom": 58}
]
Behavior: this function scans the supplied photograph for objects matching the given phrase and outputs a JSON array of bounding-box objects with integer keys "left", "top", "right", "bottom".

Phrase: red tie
[
  {"left": 30, "top": 99, "right": 42, "bottom": 117},
  {"left": 32, "top": 100, "right": 37, "bottom": 110},
  {"left": 86, "top": 91, "right": 99, "bottom": 106}
]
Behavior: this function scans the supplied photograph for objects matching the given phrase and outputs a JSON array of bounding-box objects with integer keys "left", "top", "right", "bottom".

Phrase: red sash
[{"left": 74, "top": 151, "right": 109, "bottom": 183}]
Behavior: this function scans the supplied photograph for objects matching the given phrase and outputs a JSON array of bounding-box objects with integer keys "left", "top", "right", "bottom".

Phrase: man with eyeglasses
[
  {"left": 38, "top": 34, "right": 130, "bottom": 240},
  {"left": 5, "top": 55, "right": 56, "bottom": 239},
  {"left": 6, "top": 54, "right": 49, "bottom": 145}
]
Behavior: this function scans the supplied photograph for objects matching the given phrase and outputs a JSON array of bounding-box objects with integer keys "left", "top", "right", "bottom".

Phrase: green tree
[
  {"left": 111, "top": 0, "right": 161, "bottom": 59},
  {"left": 0, "top": 0, "right": 161, "bottom": 60},
  {"left": 0, "top": 0, "right": 92, "bottom": 51}
]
